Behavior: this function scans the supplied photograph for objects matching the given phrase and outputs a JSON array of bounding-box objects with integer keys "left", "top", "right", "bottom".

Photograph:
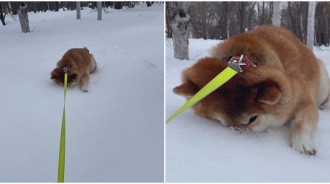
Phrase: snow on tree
[
  {"left": 97, "top": 2, "right": 102, "bottom": 21},
  {"left": 18, "top": 3, "right": 30, "bottom": 33},
  {"left": 171, "top": 9, "right": 190, "bottom": 60},
  {"left": 76, "top": 2, "right": 81, "bottom": 19},
  {"left": 307, "top": 1, "right": 317, "bottom": 50},
  {"left": 272, "top": 2, "right": 281, "bottom": 26}
]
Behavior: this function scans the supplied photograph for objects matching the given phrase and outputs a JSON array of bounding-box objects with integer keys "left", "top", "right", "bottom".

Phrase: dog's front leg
[
  {"left": 290, "top": 100, "right": 318, "bottom": 155},
  {"left": 80, "top": 74, "right": 89, "bottom": 92}
]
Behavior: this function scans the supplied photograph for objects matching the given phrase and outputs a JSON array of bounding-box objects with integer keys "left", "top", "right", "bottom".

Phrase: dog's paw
[
  {"left": 291, "top": 135, "right": 316, "bottom": 155},
  {"left": 80, "top": 86, "right": 88, "bottom": 92}
]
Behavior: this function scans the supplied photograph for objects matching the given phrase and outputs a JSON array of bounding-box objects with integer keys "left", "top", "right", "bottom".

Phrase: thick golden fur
[
  {"left": 51, "top": 47, "right": 97, "bottom": 92},
  {"left": 173, "top": 25, "right": 330, "bottom": 155}
]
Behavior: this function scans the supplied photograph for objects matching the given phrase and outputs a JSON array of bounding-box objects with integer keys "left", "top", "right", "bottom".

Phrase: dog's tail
[{"left": 83, "top": 47, "right": 89, "bottom": 53}]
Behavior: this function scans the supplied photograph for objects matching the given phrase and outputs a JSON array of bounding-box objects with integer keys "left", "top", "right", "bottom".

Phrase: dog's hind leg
[
  {"left": 90, "top": 54, "right": 97, "bottom": 74},
  {"left": 317, "top": 59, "right": 330, "bottom": 109},
  {"left": 80, "top": 74, "right": 89, "bottom": 92}
]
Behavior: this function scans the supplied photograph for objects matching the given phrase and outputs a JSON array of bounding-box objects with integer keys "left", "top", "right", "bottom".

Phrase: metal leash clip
[
  {"left": 228, "top": 54, "right": 256, "bottom": 73},
  {"left": 62, "top": 66, "right": 71, "bottom": 74},
  {"left": 228, "top": 55, "right": 244, "bottom": 73}
]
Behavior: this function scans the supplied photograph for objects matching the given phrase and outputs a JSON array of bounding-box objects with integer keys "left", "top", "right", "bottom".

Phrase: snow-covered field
[
  {"left": 0, "top": 4, "right": 164, "bottom": 182},
  {"left": 166, "top": 39, "right": 330, "bottom": 182}
]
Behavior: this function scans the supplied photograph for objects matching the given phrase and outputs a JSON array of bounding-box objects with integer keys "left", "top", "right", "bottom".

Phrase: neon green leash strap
[
  {"left": 166, "top": 55, "right": 248, "bottom": 123},
  {"left": 58, "top": 73, "right": 67, "bottom": 183}
]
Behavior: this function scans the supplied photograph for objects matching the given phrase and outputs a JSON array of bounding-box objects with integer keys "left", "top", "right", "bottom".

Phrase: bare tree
[
  {"left": 307, "top": 2, "right": 317, "bottom": 50},
  {"left": 97, "top": 2, "right": 102, "bottom": 21},
  {"left": 285, "top": 2, "right": 308, "bottom": 43},
  {"left": 257, "top": 2, "right": 273, "bottom": 25},
  {"left": 234, "top": 2, "right": 257, "bottom": 33},
  {"left": 76, "top": 1, "right": 81, "bottom": 19},
  {"left": 189, "top": 2, "right": 219, "bottom": 39},
  {"left": 272, "top": 2, "right": 281, "bottom": 26},
  {"left": 247, "top": 2, "right": 257, "bottom": 30},
  {"left": 222, "top": 2, "right": 231, "bottom": 39},
  {"left": 18, "top": 3, "right": 30, "bottom": 33},
  {"left": 171, "top": 9, "right": 190, "bottom": 60},
  {"left": 166, "top": 2, "right": 330, "bottom": 46},
  {"left": 315, "top": 2, "right": 330, "bottom": 46},
  {"left": 146, "top": 2, "right": 154, "bottom": 7},
  {"left": 0, "top": 2, "right": 8, "bottom": 25},
  {"left": 237, "top": 2, "right": 247, "bottom": 33}
]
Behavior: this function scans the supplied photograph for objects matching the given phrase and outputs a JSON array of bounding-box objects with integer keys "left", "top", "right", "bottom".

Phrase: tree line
[
  {"left": 166, "top": 2, "right": 330, "bottom": 47},
  {"left": 0, "top": 1, "right": 154, "bottom": 26}
]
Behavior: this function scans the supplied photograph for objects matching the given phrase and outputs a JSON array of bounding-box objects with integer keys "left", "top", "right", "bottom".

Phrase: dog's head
[
  {"left": 173, "top": 57, "right": 290, "bottom": 132},
  {"left": 50, "top": 64, "right": 79, "bottom": 87}
]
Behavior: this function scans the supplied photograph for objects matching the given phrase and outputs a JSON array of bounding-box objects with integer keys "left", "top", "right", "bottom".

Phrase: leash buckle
[
  {"left": 62, "top": 66, "right": 71, "bottom": 74},
  {"left": 228, "top": 55, "right": 256, "bottom": 73}
]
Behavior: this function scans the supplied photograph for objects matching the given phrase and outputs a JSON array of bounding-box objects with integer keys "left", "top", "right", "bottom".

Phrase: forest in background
[
  {"left": 0, "top": 1, "right": 155, "bottom": 26},
  {"left": 166, "top": 2, "right": 330, "bottom": 47}
]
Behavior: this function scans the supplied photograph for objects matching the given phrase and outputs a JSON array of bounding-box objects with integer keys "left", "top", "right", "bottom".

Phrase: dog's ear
[
  {"left": 173, "top": 81, "right": 199, "bottom": 98},
  {"left": 50, "top": 74, "right": 56, "bottom": 79},
  {"left": 50, "top": 68, "right": 60, "bottom": 79},
  {"left": 256, "top": 81, "right": 281, "bottom": 105}
]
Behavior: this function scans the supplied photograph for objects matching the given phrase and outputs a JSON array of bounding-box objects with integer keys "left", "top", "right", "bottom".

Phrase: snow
[
  {"left": 0, "top": 4, "right": 164, "bottom": 182},
  {"left": 166, "top": 39, "right": 330, "bottom": 182}
]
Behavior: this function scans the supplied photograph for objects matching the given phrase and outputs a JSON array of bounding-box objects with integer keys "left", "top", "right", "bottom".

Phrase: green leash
[
  {"left": 58, "top": 73, "right": 67, "bottom": 183},
  {"left": 166, "top": 56, "right": 245, "bottom": 123}
]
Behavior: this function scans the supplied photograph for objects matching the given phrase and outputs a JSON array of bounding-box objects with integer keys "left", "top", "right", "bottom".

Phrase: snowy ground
[
  {"left": 0, "top": 4, "right": 164, "bottom": 182},
  {"left": 166, "top": 39, "right": 330, "bottom": 182}
]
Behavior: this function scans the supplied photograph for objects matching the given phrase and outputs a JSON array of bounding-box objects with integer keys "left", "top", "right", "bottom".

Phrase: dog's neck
[{"left": 60, "top": 60, "right": 78, "bottom": 74}]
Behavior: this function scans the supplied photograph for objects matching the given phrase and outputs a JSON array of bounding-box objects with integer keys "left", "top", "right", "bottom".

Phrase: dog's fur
[
  {"left": 173, "top": 25, "right": 330, "bottom": 155},
  {"left": 51, "top": 47, "right": 97, "bottom": 92}
]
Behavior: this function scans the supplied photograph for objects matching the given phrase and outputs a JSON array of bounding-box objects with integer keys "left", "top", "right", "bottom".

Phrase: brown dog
[
  {"left": 51, "top": 47, "right": 97, "bottom": 92},
  {"left": 173, "top": 25, "right": 330, "bottom": 155}
]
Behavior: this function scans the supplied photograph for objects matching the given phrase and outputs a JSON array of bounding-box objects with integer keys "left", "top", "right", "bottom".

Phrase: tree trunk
[
  {"left": 272, "top": 2, "right": 281, "bottom": 26},
  {"left": 328, "top": 17, "right": 330, "bottom": 46},
  {"left": 237, "top": 2, "right": 246, "bottom": 33},
  {"left": 114, "top": 2, "right": 122, "bottom": 10},
  {"left": 300, "top": 13, "right": 305, "bottom": 43},
  {"left": 47, "top": 2, "right": 50, "bottom": 11},
  {"left": 146, "top": 2, "right": 153, "bottom": 7},
  {"left": 54, "top": 2, "right": 59, "bottom": 12},
  {"left": 76, "top": 1, "right": 81, "bottom": 19},
  {"left": 171, "top": 10, "right": 190, "bottom": 60},
  {"left": 18, "top": 3, "right": 30, "bottom": 33},
  {"left": 247, "top": 2, "right": 256, "bottom": 30},
  {"left": 307, "top": 2, "right": 317, "bottom": 50},
  {"left": 0, "top": 13, "right": 5, "bottom": 26},
  {"left": 222, "top": 2, "right": 229, "bottom": 39},
  {"left": 288, "top": 3, "right": 297, "bottom": 36},
  {"left": 0, "top": 3, "right": 6, "bottom": 26},
  {"left": 97, "top": 2, "right": 102, "bottom": 21}
]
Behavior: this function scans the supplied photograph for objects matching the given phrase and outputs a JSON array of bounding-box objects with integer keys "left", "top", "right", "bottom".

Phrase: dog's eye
[{"left": 248, "top": 115, "right": 258, "bottom": 124}]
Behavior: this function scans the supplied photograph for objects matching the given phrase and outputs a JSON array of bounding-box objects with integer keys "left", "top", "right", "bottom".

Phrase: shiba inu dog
[
  {"left": 51, "top": 47, "right": 97, "bottom": 92},
  {"left": 173, "top": 25, "right": 330, "bottom": 155}
]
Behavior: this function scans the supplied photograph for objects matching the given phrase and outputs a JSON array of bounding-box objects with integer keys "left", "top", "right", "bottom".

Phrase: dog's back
[
  {"left": 60, "top": 48, "right": 96, "bottom": 73},
  {"left": 211, "top": 25, "right": 327, "bottom": 106}
]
